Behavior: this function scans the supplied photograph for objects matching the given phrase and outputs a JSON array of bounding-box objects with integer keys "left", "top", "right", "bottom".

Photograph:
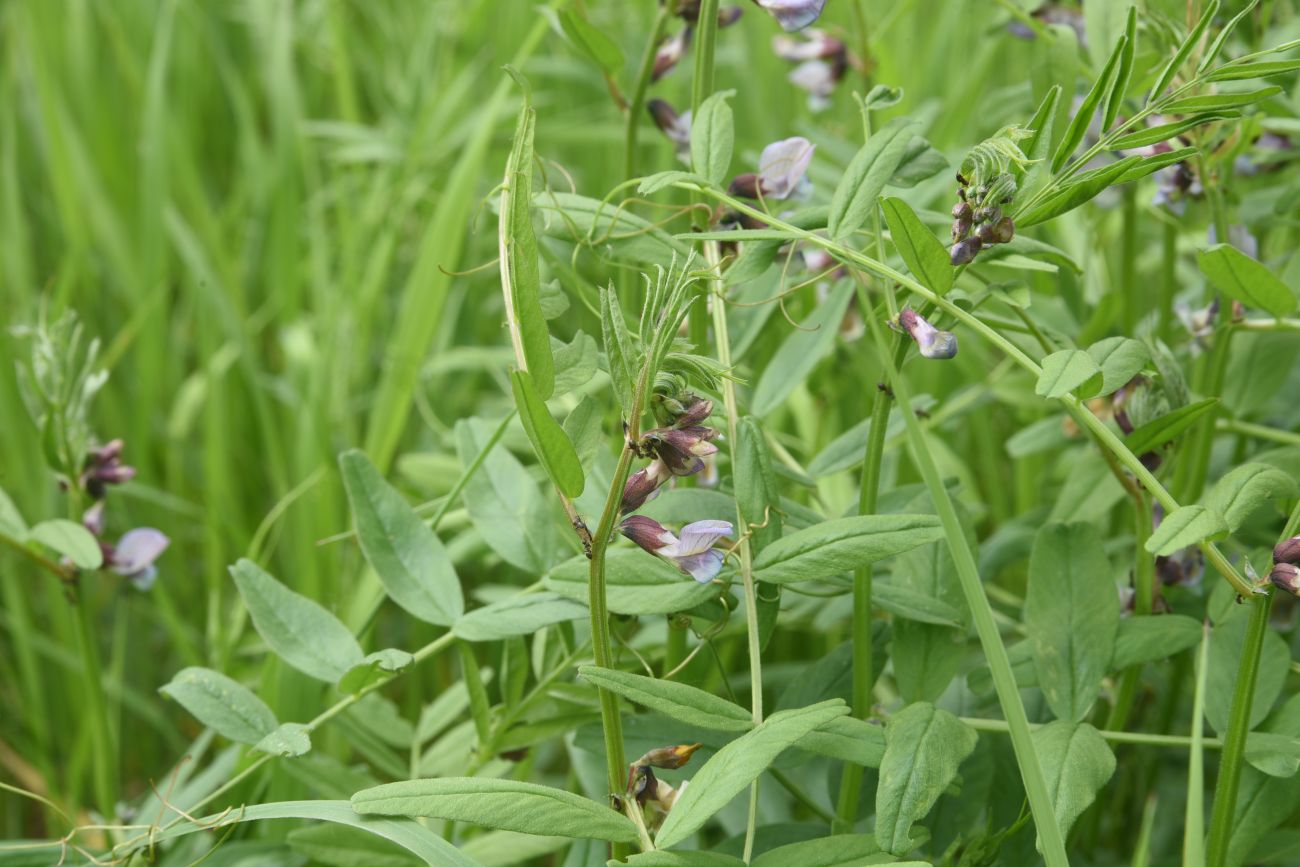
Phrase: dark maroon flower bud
[
  {"left": 639, "top": 743, "right": 702, "bottom": 770},
  {"left": 1271, "top": 562, "right": 1300, "bottom": 595},
  {"left": 951, "top": 202, "right": 972, "bottom": 220},
  {"left": 621, "top": 515, "right": 676, "bottom": 554},
  {"left": 621, "top": 461, "right": 672, "bottom": 514},
  {"left": 653, "top": 29, "right": 692, "bottom": 81},
  {"left": 82, "top": 438, "right": 137, "bottom": 499},
  {"left": 676, "top": 0, "right": 702, "bottom": 20},
  {"left": 1275, "top": 537, "right": 1300, "bottom": 566},
  {"left": 950, "top": 236, "right": 983, "bottom": 265},
  {"left": 728, "top": 173, "right": 761, "bottom": 198},
  {"left": 673, "top": 397, "right": 714, "bottom": 428},
  {"left": 951, "top": 215, "right": 972, "bottom": 243},
  {"left": 976, "top": 223, "right": 996, "bottom": 245},
  {"left": 989, "top": 216, "right": 1015, "bottom": 244}
]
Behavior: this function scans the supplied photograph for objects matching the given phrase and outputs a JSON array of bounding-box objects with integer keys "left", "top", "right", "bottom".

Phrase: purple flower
[
  {"left": 654, "top": 29, "right": 691, "bottom": 80},
  {"left": 108, "top": 528, "right": 170, "bottom": 591},
  {"left": 788, "top": 60, "right": 840, "bottom": 112},
  {"left": 1271, "top": 562, "right": 1300, "bottom": 595},
  {"left": 753, "top": 0, "right": 827, "bottom": 31},
  {"left": 82, "top": 439, "right": 136, "bottom": 499},
  {"left": 622, "top": 460, "right": 673, "bottom": 514},
  {"left": 1275, "top": 537, "right": 1300, "bottom": 566},
  {"left": 728, "top": 137, "right": 814, "bottom": 201},
  {"left": 648, "top": 99, "right": 692, "bottom": 162},
  {"left": 621, "top": 516, "right": 733, "bottom": 582},
  {"left": 772, "top": 29, "right": 842, "bottom": 61},
  {"left": 897, "top": 307, "right": 958, "bottom": 360},
  {"left": 644, "top": 425, "right": 719, "bottom": 476}
]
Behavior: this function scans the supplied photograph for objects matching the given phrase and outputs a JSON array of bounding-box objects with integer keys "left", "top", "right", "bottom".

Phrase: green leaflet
[
  {"left": 340, "top": 450, "right": 464, "bottom": 626},
  {"left": 287, "top": 823, "right": 424, "bottom": 867},
  {"left": 352, "top": 777, "right": 638, "bottom": 843},
  {"left": 1110, "top": 112, "right": 1239, "bottom": 149},
  {"left": 1199, "top": 243, "right": 1298, "bottom": 320},
  {"left": 1148, "top": 0, "right": 1219, "bottom": 102},
  {"left": 159, "top": 667, "right": 277, "bottom": 745},
  {"left": 1052, "top": 30, "right": 1127, "bottom": 172},
  {"left": 882, "top": 197, "right": 953, "bottom": 296},
  {"left": 828, "top": 116, "right": 922, "bottom": 240},
  {"left": 655, "top": 701, "right": 849, "bottom": 848},
  {"left": 750, "top": 834, "right": 885, "bottom": 867},
  {"left": 690, "top": 89, "right": 735, "bottom": 186},
  {"left": 1206, "top": 59, "right": 1300, "bottom": 81},
  {"left": 0, "top": 483, "right": 26, "bottom": 538},
  {"left": 1035, "top": 349, "right": 1102, "bottom": 399},
  {"left": 752, "top": 514, "right": 945, "bottom": 585},
  {"left": 875, "top": 702, "right": 978, "bottom": 855},
  {"left": 578, "top": 665, "right": 752, "bottom": 731},
  {"left": 27, "top": 519, "right": 102, "bottom": 570},
  {"left": 254, "top": 722, "right": 312, "bottom": 757},
  {"left": 509, "top": 369, "right": 585, "bottom": 498},
  {"left": 1025, "top": 522, "right": 1118, "bottom": 722},
  {"left": 454, "top": 593, "right": 588, "bottom": 642},
  {"left": 624, "top": 854, "right": 745, "bottom": 867},
  {"left": 1087, "top": 336, "right": 1149, "bottom": 396},
  {"left": 230, "top": 559, "right": 364, "bottom": 683},
  {"left": 600, "top": 285, "right": 637, "bottom": 416},
  {"left": 1206, "top": 463, "right": 1298, "bottom": 532},
  {"left": 1205, "top": 604, "right": 1289, "bottom": 734},
  {"left": 1111, "top": 615, "right": 1204, "bottom": 670},
  {"left": 1145, "top": 505, "right": 1228, "bottom": 557},
  {"left": 556, "top": 9, "right": 623, "bottom": 73},
  {"left": 1101, "top": 8, "right": 1136, "bottom": 130},
  {"left": 1124, "top": 398, "right": 1220, "bottom": 455},
  {"left": 1163, "top": 86, "right": 1280, "bottom": 114},
  {"left": 338, "top": 649, "right": 416, "bottom": 695},
  {"left": 500, "top": 88, "right": 554, "bottom": 398},
  {"left": 1034, "top": 721, "right": 1117, "bottom": 846},
  {"left": 750, "top": 281, "right": 854, "bottom": 416}
]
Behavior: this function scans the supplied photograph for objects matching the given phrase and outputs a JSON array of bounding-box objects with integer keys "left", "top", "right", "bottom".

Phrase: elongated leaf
[
  {"left": 1018, "top": 85, "right": 1061, "bottom": 202},
  {"left": 873, "top": 580, "right": 964, "bottom": 627},
  {"left": 1149, "top": 0, "right": 1219, "bottom": 101},
  {"left": 601, "top": 285, "right": 636, "bottom": 415},
  {"left": 751, "top": 834, "right": 885, "bottom": 867},
  {"left": 139, "top": 800, "right": 479, "bottom": 867},
  {"left": 1018, "top": 157, "right": 1138, "bottom": 226},
  {"left": 1053, "top": 33, "right": 1128, "bottom": 172},
  {"left": 725, "top": 206, "right": 828, "bottom": 285},
  {"left": 828, "top": 117, "right": 922, "bottom": 240},
  {"left": 0, "top": 484, "right": 26, "bottom": 538},
  {"left": 501, "top": 92, "right": 553, "bottom": 397},
  {"left": 1111, "top": 614, "right": 1204, "bottom": 670},
  {"left": 751, "top": 281, "right": 854, "bottom": 416},
  {"left": 28, "top": 519, "right": 102, "bottom": 570},
  {"left": 1199, "top": 0, "right": 1262, "bottom": 72},
  {"left": 353, "top": 778, "right": 637, "bottom": 843},
  {"left": 1206, "top": 604, "right": 1289, "bottom": 733},
  {"left": 557, "top": 9, "right": 623, "bottom": 72},
  {"left": 875, "top": 702, "right": 978, "bottom": 855},
  {"left": 1207, "top": 59, "right": 1300, "bottom": 81},
  {"left": 638, "top": 170, "right": 711, "bottom": 195},
  {"left": 1146, "top": 505, "right": 1228, "bottom": 556},
  {"left": 1102, "top": 8, "right": 1137, "bottom": 130},
  {"left": 288, "top": 823, "right": 424, "bottom": 867},
  {"left": 1115, "top": 146, "right": 1198, "bottom": 183},
  {"left": 1026, "top": 522, "right": 1118, "bottom": 722},
  {"left": 882, "top": 197, "right": 953, "bottom": 296},
  {"left": 340, "top": 450, "right": 464, "bottom": 626},
  {"left": 655, "top": 701, "right": 849, "bottom": 848},
  {"left": 1034, "top": 721, "right": 1117, "bottom": 845},
  {"left": 1125, "top": 398, "right": 1220, "bottom": 454},
  {"left": 1245, "top": 732, "right": 1300, "bottom": 778},
  {"left": 735, "top": 415, "right": 781, "bottom": 549},
  {"left": 454, "top": 593, "right": 587, "bottom": 642},
  {"left": 1207, "top": 463, "right": 1299, "bottom": 532},
  {"left": 1198, "top": 243, "right": 1297, "bottom": 319},
  {"left": 578, "top": 665, "right": 751, "bottom": 731},
  {"left": 535, "top": 192, "right": 692, "bottom": 267},
  {"left": 753, "top": 514, "right": 944, "bottom": 585},
  {"left": 1035, "top": 349, "right": 1102, "bottom": 399},
  {"left": 625, "top": 854, "right": 745, "bottom": 867},
  {"left": 230, "top": 559, "right": 364, "bottom": 682},
  {"left": 799, "top": 715, "right": 886, "bottom": 767},
  {"left": 1164, "top": 86, "right": 1280, "bottom": 113},
  {"left": 691, "top": 90, "right": 735, "bottom": 186},
  {"left": 1087, "top": 336, "right": 1149, "bottom": 395},
  {"left": 1111, "top": 112, "right": 1239, "bottom": 149},
  {"left": 160, "top": 667, "right": 277, "bottom": 745},
  {"left": 509, "top": 369, "right": 585, "bottom": 498},
  {"left": 545, "top": 549, "right": 718, "bottom": 615}
]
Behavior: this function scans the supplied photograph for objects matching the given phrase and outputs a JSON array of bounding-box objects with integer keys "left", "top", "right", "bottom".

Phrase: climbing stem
[{"left": 624, "top": 3, "right": 671, "bottom": 179}]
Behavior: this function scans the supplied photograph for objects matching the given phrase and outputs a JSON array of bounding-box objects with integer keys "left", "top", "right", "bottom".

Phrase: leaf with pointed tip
[
  {"left": 1036, "top": 350, "right": 1102, "bottom": 399},
  {"left": 828, "top": 117, "right": 922, "bottom": 240},
  {"left": 28, "top": 519, "right": 102, "bottom": 570},
  {"left": 545, "top": 549, "right": 718, "bottom": 615},
  {"left": 691, "top": 90, "right": 735, "bottom": 185},
  {"left": 753, "top": 515, "right": 945, "bottom": 585},
  {"left": 454, "top": 593, "right": 588, "bottom": 642},
  {"left": 1124, "top": 398, "right": 1220, "bottom": 455},
  {"left": 1087, "top": 336, "right": 1149, "bottom": 396},
  {"left": 1053, "top": 32, "right": 1127, "bottom": 171},
  {"left": 160, "top": 667, "right": 277, "bottom": 745},
  {"left": 338, "top": 649, "right": 415, "bottom": 694},
  {"left": 255, "top": 723, "right": 312, "bottom": 757},
  {"left": 1207, "top": 463, "right": 1298, "bottom": 532},
  {"left": 1149, "top": 0, "right": 1220, "bottom": 101},
  {"left": 230, "top": 559, "right": 364, "bottom": 682},
  {"left": 509, "top": 369, "right": 585, "bottom": 498},
  {"left": 882, "top": 197, "right": 953, "bottom": 296},
  {"left": 1146, "top": 505, "right": 1228, "bottom": 556},
  {"left": 1034, "top": 721, "right": 1117, "bottom": 846},
  {"left": 579, "top": 665, "right": 751, "bottom": 731},
  {"left": 1198, "top": 243, "right": 1297, "bottom": 320}
]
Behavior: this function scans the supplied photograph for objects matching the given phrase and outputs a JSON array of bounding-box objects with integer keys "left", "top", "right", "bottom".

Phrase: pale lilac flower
[
  {"left": 754, "top": 0, "right": 827, "bottom": 32},
  {"left": 897, "top": 307, "right": 958, "bottom": 360},
  {"left": 82, "top": 500, "right": 106, "bottom": 537},
  {"left": 643, "top": 425, "right": 719, "bottom": 476},
  {"left": 788, "top": 60, "right": 838, "bottom": 111},
  {"left": 654, "top": 29, "right": 691, "bottom": 81},
  {"left": 728, "top": 137, "right": 814, "bottom": 200},
  {"left": 109, "top": 528, "right": 170, "bottom": 590},
  {"left": 649, "top": 100, "right": 692, "bottom": 163},
  {"left": 772, "top": 28, "right": 841, "bottom": 61},
  {"left": 621, "top": 516, "right": 733, "bottom": 582}
]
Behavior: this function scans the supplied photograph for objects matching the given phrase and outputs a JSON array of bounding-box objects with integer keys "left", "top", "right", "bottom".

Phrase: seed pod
[
  {"left": 989, "top": 216, "right": 1015, "bottom": 244},
  {"left": 950, "top": 236, "right": 983, "bottom": 265},
  {"left": 1271, "top": 562, "right": 1300, "bottom": 595},
  {"left": 1275, "top": 536, "right": 1300, "bottom": 566},
  {"left": 976, "top": 222, "right": 996, "bottom": 245}
]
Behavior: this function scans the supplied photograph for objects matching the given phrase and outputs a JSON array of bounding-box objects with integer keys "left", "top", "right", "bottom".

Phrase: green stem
[
  {"left": 687, "top": 0, "right": 719, "bottom": 351},
  {"left": 663, "top": 616, "right": 688, "bottom": 677},
  {"left": 962, "top": 715, "right": 1225, "bottom": 750},
  {"left": 866, "top": 312, "right": 1069, "bottom": 867},
  {"left": 588, "top": 447, "right": 635, "bottom": 830},
  {"left": 1184, "top": 620, "right": 1211, "bottom": 867},
  {"left": 1106, "top": 491, "right": 1154, "bottom": 732},
  {"left": 707, "top": 240, "right": 764, "bottom": 862},
  {"left": 1176, "top": 328, "right": 1234, "bottom": 504},
  {"left": 73, "top": 579, "right": 118, "bottom": 819},
  {"left": 1205, "top": 591, "right": 1273, "bottom": 867},
  {"left": 624, "top": 4, "right": 670, "bottom": 180},
  {"left": 679, "top": 184, "right": 1256, "bottom": 597}
]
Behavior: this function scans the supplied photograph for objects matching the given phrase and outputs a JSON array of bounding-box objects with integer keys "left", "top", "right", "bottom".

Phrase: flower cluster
[
  {"left": 79, "top": 439, "right": 169, "bottom": 590},
  {"left": 617, "top": 395, "right": 733, "bottom": 583},
  {"left": 1272, "top": 536, "right": 1300, "bottom": 595},
  {"left": 949, "top": 173, "right": 1016, "bottom": 265}
]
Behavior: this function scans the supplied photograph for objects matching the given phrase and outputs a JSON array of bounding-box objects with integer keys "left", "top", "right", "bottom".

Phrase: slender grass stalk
[
  {"left": 707, "top": 240, "right": 764, "bottom": 862},
  {"left": 1184, "top": 620, "right": 1211, "bottom": 867},
  {"left": 72, "top": 579, "right": 117, "bottom": 820},
  {"left": 624, "top": 4, "right": 671, "bottom": 179},
  {"left": 864, "top": 311, "right": 1069, "bottom": 867},
  {"left": 1205, "top": 591, "right": 1273, "bottom": 867},
  {"left": 687, "top": 0, "right": 719, "bottom": 351},
  {"left": 673, "top": 183, "right": 1257, "bottom": 597},
  {"left": 961, "top": 716, "right": 1226, "bottom": 749},
  {"left": 1132, "top": 794, "right": 1158, "bottom": 867},
  {"left": 1106, "top": 491, "right": 1154, "bottom": 731}
]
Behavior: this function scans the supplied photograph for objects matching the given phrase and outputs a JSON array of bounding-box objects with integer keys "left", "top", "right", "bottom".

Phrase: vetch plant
[{"left": 7, "top": 3, "right": 1300, "bottom": 867}]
